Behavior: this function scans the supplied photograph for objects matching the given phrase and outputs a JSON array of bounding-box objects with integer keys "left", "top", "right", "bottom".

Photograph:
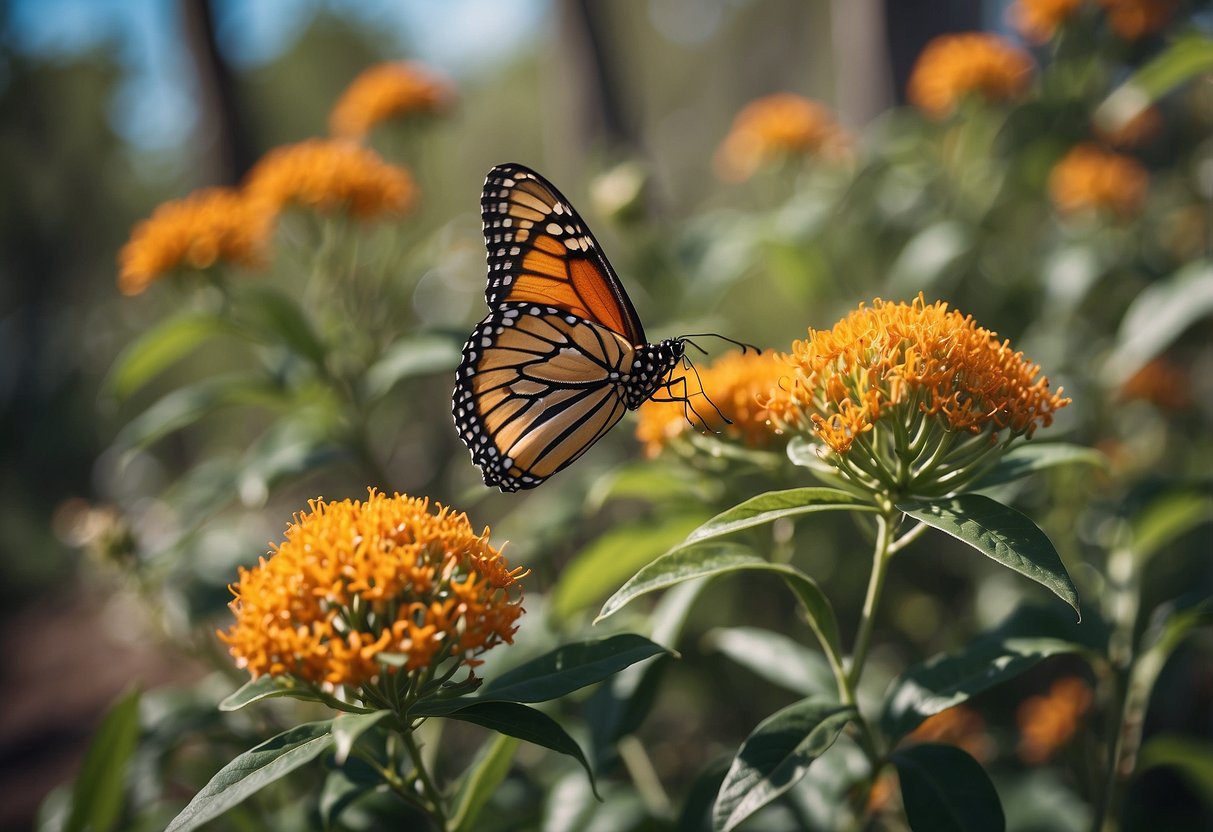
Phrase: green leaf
[
  {"left": 882, "top": 635, "right": 1087, "bottom": 743},
  {"left": 1138, "top": 735, "right": 1213, "bottom": 808},
  {"left": 237, "top": 285, "right": 327, "bottom": 367},
  {"left": 104, "top": 313, "right": 236, "bottom": 400},
  {"left": 450, "top": 734, "right": 521, "bottom": 832},
  {"left": 703, "top": 627, "right": 835, "bottom": 696},
  {"left": 410, "top": 634, "right": 669, "bottom": 716},
  {"left": 219, "top": 676, "right": 326, "bottom": 712},
  {"left": 596, "top": 543, "right": 842, "bottom": 664},
  {"left": 443, "top": 702, "right": 599, "bottom": 798},
  {"left": 364, "top": 333, "right": 463, "bottom": 399},
  {"left": 586, "top": 463, "right": 718, "bottom": 510},
  {"left": 892, "top": 744, "right": 1004, "bottom": 832},
  {"left": 1097, "top": 33, "right": 1213, "bottom": 133},
  {"left": 1103, "top": 260, "right": 1213, "bottom": 386},
  {"left": 1132, "top": 486, "right": 1213, "bottom": 564},
  {"left": 682, "top": 488, "right": 876, "bottom": 546},
  {"left": 64, "top": 689, "right": 141, "bottom": 832},
  {"left": 165, "top": 721, "right": 335, "bottom": 832},
  {"left": 116, "top": 374, "right": 282, "bottom": 452},
  {"left": 887, "top": 220, "right": 971, "bottom": 295},
  {"left": 550, "top": 513, "right": 707, "bottom": 621},
  {"left": 332, "top": 710, "right": 392, "bottom": 764},
  {"left": 975, "top": 443, "right": 1107, "bottom": 490},
  {"left": 898, "top": 494, "right": 1080, "bottom": 617},
  {"left": 712, "top": 697, "right": 855, "bottom": 832}
]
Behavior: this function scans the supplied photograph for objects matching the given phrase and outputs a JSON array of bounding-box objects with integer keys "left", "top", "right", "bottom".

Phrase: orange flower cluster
[
  {"left": 769, "top": 295, "right": 1070, "bottom": 457},
  {"left": 715, "top": 93, "right": 850, "bottom": 181},
  {"left": 635, "top": 350, "right": 786, "bottom": 457},
  {"left": 117, "top": 188, "right": 272, "bottom": 295},
  {"left": 1010, "top": 0, "right": 1084, "bottom": 42},
  {"left": 220, "top": 490, "right": 525, "bottom": 689},
  {"left": 1048, "top": 143, "right": 1148, "bottom": 218},
  {"left": 1119, "top": 357, "right": 1191, "bottom": 410},
  {"left": 329, "top": 61, "right": 455, "bottom": 140},
  {"left": 244, "top": 138, "right": 417, "bottom": 220},
  {"left": 908, "top": 33, "right": 1033, "bottom": 119},
  {"left": 1017, "top": 676, "right": 1093, "bottom": 763},
  {"left": 1099, "top": 0, "right": 1175, "bottom": 40},
  {"left": 906, "top": 705, "right": 993, "bottom": 762}
]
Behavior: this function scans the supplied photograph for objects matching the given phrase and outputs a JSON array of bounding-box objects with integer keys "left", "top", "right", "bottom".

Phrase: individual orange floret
[
  {"left": 1009, "top": 0, "right": 1084, "bottom": 43},
  {"left": 329, "top": 61, "right": 455, "bottom": 140},
  {"left": 117, "top": 187, "right": 272, "bottom": 295},
  {"left": 1017, "top": 676, "right": 1093, "bottom": 763},
  {"left": 219, "top": 489, "right": 525, "bottom": 690},
  {"left": 1098, "top": 0, "right": 1175, "bottom": 40},
  {"left": 770, "top": 295, "right": 1070, "bottom": 456},
  {"left": 714, "top": 93, "right": 850, "bottom": 181},
  {"left": 1048, "top": 143, "right": 1149, "bottom": 218},
  {"left": 635, "top": 349, "right": 787, "bottom": 457},
  {"left": 244, "top": 138, "right": 417, "bottom": 221},
  {"left": 907, "top": 33, "right": 1033, "bottom": 119}
]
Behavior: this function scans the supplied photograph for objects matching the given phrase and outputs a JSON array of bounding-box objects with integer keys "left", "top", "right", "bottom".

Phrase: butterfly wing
[
  {"left": 481, "top": 163, "right": 647, "bottom": 345},
  {"left": 452, "top": 303, "right": 633, "bottom": 491}
]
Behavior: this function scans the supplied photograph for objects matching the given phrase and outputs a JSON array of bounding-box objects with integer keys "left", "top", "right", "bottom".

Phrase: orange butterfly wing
[{"left": 481, "top": 163, "right": 646, "bottom": 345}]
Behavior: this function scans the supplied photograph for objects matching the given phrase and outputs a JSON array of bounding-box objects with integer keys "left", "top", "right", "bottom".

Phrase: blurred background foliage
[{"left": 2, "top": 0, "right": 1212, "bottom": 830}]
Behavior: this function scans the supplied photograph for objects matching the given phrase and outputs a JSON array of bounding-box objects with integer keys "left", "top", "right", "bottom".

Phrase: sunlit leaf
[
  {"left": 703, "top": 627, "right": 835, "bottom": 696},
  {"left": 63, "top": 689, "right": 141, "bottom": 832},
  {"left": 712, "top": 697, "right": 855, "bottom": 832},
  {"left": 1097, "top": 33, "right": 1213, "bottom": 132},
  {"left": 364, "top": 333, "right": 463, "bottom": 399},
  {"left": 975, "top": 443, "right": 1107, "bottom": 490},
  {"left": 332, "top": 710, "right": 391, "bottom": 764},
  {"left": 887, "top": 220, "right": 971, "bottom": 295},
  {"left": 892, "top": 744, "right": 1004, "bottom": 832},
  {"left": 450, "top": 734, "right": 520, "bottom": 832},
  {"left": 219, "top": 676, "right": 326, "bottom": 712},
  {"left": 1131, "top": 485, "right": 1213, "bottom": 564},
  {"left": 104, "top": 313, "right": 236, "bottom": 401},
  {"left": 550, "top": 513, "right": 707, "bottom": 621},
  {"left": 585, "top": 463, "right": 718, "bottom": 510},
  {"left": 899, "top": 495, "right": 1080, "bottom": 617},
  {"left": 116, "top": 374, "right": 283, "bottom": 452},
  {"left": 165, "top": 721, "right": 335, "bottom": 832},
  {"left": 442, "top": 701, "right": 599, "bottom": 798},
  {"left": 682, "top": 488, "right": 875, "bottom": 546},
  {"left": 1138, "top": 735, "right": 1213, "bottom": 808},
  {"left": 410, "top": 634, "right": 669, "bottom": 716},
  {"left": 596, "top": 543, "right": 842, "bottom": 669}
]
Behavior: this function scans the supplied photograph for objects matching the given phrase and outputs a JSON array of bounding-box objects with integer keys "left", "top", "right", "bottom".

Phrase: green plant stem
[
  {"left": 402, "top": 728, "right": 448, "bottom": 830},
  {"left": 846, "top": 508, "right": 895, "bottom": 693}
]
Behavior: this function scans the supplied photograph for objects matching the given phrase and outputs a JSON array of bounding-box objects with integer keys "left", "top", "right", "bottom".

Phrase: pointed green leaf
[
  {"left": 450, "top": 734, "right": 521, "bottom": 832},
  {"left": 237, "top": 285, "right": 327, "bottom": 366},
  {"left": 332, "top": 710, "right": 392, "bottom": 764},
  {"left": 892, "top": 744, "right": 1005, "bottom": 832},
  {"left": 104, "top": 313, "right": 236, "bottom": 400},
  {"left": 364, "top": 333, "right": 463, "bottom": 399},
  {"left": 683, "top": 488, "right": 875, "bottom": 546},
  {"left": 713, "top": 697, "right": 855, "bottom": 832},
  {"left": 899, "top": 494, "right": 1080, "bottom": 617},
  {"left": 116, "top": 374, "right": 282, "bottom": 451},
  {"left": 165, "top": 721, "right": 334, "bottom": 832},
  {"left": 596, "top": 543, "right": 842, "bottom": 664},
  {"left": 975, "top": 443, "right": 1107, "bottom": 490},
  {"left": 704, "top": 627, "right": 835, "bottom": 696},
  {"left": 219, "top": 676, "right": 326, "bottom": 712},
  {"left": 1097, "top": 33, "right": 1213, "bottom": 133},
  {"left": 64, "top": 689, "right": 141, "bottom": 832},
  {"left": 410, "top": 634, "right": 668, "bottom": 716},
  {"left": 1138, "top": 735, "right": 1213, "bottom": 808},
  {"left": 443, "top": 701, "right": 599, "bottom": 798},
  {"left": 881, "top": 636, "right": 1086, "bottom": 743},
  {"left": 1131, "top": 485, "right": 1213, "bottom": 564}
]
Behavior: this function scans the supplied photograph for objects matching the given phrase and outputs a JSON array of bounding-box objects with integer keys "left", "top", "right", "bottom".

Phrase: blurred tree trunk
[
  {"left": 883, "top": 0, "right": 983, "bottom": 103},
  {"left": 831, "top": 0, "right": 893, "bottom": 126},
  {"left": 181, "top": 0, "right": 254, "bottom": 183},
  {"left": 557, "top": 0, "right": 638, "bottom": 156}
]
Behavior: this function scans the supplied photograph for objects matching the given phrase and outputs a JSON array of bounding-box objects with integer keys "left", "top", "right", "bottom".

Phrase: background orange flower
[
  {"left": 908, "top": 33, "right": 1033, "bottom": 119},
  {"left": 329, "top": 61, "right": 455, "bottom": 140},
  {"left": 1048, "top": 143, "right": 1149, "bottom": 218}
]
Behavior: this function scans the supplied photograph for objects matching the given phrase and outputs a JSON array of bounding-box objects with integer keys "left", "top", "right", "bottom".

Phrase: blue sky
[{"left": 6, "top": 0, "right": 547, "bottom": 149}]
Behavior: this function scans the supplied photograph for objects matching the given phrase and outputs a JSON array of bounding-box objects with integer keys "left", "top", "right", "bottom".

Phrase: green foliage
[
  {"left": 63, "top": 690, "right": 142, "bottom": 832},
  {"left": 891, "top": 744, "right": 1005, "bottom": 832}
]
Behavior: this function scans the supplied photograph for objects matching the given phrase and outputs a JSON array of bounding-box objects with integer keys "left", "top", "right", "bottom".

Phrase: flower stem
[
  {"left": 402, "top": 728, "right": 448, "bottom": 830},
  {"left": 847, "top": 508, "right": 896, "bottom": 693}
]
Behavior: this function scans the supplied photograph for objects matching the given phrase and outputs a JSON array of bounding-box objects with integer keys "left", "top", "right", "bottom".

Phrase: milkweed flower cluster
[
  {"left": 329, "top": 61, "right": 455, "bottom": 140},
  {"left": 219, "top": 490, "right": 525, "bottom": 693},
  {"left": 1017, "top": 676, "right": 1093, "bottom": 763},
  {"left": 244, "top": 138, "right": 417, "bottom": 220},
  {"left": 635, "top": 349, "right": 787, "bottom": 457},
  {"left": 117, "top": 187, "right": 274, "bottom": 295},
  {"left": 715, "top": 93, "right": 850, "bottom": 181},
  {"left": 1048, "top": 143, "right": 1149, "bottom": 218},
  {"left": 1098, "top": 0, "right": 1175, "bottom": 40},
  {"left": 768, "top": 295, "right": 1070, "bottom": 498},
  {"left": 1010, "top": 0, "right": 1083, "bottom": 42},
  {"left": 907, "top": 33, "right": 1034, "bottom": 120}
]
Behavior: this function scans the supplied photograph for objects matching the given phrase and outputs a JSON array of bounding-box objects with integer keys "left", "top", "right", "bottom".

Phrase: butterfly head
[{"left": 624, "top": 338, "right": 686, "bottom": 409}]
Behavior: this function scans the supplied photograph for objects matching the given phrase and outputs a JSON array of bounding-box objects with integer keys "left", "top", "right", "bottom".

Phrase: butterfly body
[{"left": 453, "top": 163, "right": 685, "bottom": 491}]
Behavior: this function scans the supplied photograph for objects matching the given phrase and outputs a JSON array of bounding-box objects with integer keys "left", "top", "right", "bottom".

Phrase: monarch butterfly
[{"left": 452, "top": 163, "right": 732, "bottom": 492}]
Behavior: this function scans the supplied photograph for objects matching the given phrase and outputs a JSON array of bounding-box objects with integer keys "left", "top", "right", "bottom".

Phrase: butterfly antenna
[
  {"left": 681, "top": 354, "right": 733, "bottom": 429},
  {"left": 678, "top": 333, "right": 762, "bottom": 354}
]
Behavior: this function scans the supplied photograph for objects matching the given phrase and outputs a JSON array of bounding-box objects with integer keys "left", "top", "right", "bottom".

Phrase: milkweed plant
[{"left": 51, "top": 6, "right": 1213, "bottom": 832}]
